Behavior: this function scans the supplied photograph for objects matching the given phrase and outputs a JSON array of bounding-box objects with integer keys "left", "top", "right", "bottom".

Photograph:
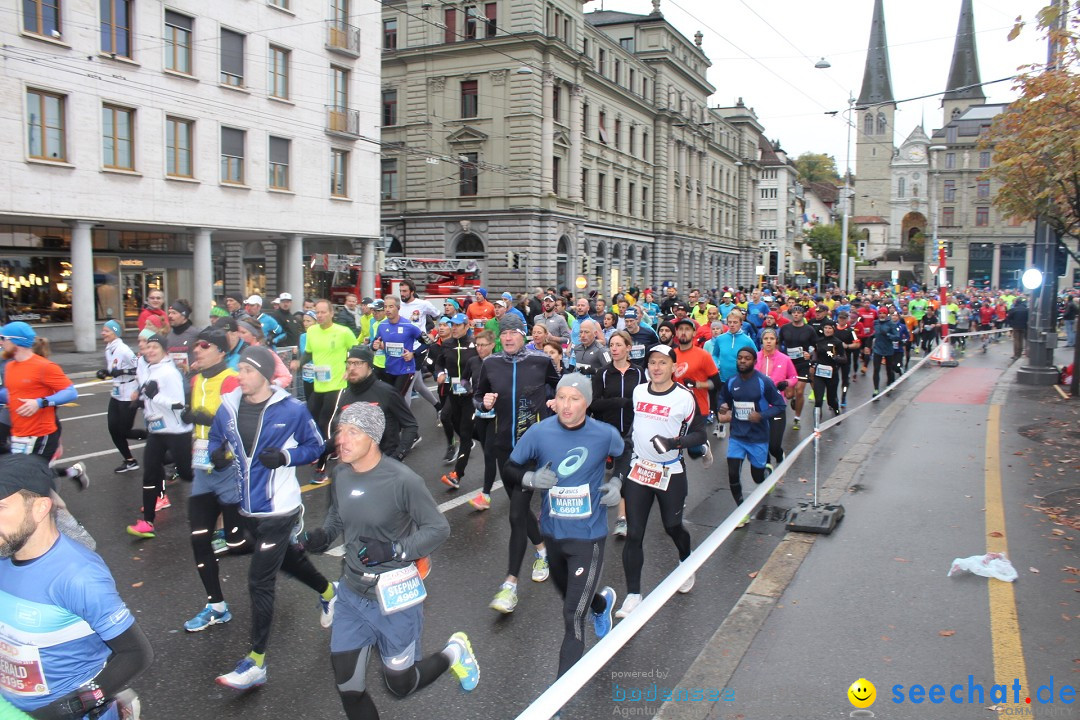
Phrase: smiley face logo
[{"left": 847, "top": 678, "right": 876, "bottom": 709}]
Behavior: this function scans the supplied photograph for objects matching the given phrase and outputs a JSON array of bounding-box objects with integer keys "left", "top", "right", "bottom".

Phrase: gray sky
[{"left": 600, "top": 0, "right": 1050, "bottom": 176}]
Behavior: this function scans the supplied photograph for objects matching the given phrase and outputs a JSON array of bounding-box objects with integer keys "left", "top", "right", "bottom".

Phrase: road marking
[
  {"left": 62, "top": 444, "right": 146, "bottom": 463},
  {"left": 984, "top": 404, "right": 1029, "bottom": 709},
  {"left": 1053, "top": 384, "right": 1068, "bottom": 400},
  {"left": 64, "top": 411, "right": 108, "bottom": 421},
  {"left": 75, "top": 380, "right": 109, "bottom": 389}
]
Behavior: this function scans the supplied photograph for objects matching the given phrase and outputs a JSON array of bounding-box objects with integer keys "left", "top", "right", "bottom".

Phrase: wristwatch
[{"left": 38, "top": 398, "right": 49, "bottom": 408}]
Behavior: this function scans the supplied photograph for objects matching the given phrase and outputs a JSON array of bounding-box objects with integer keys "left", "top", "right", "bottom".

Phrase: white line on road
[
  {"left": 62, "top": 444, "right": 145, "bottom": 463},
  {"left": 75, "top": 380, "right": 109, "bottom": 389},
  {"left": 64, "top": 411, "right": 108, "bottom": 421}
]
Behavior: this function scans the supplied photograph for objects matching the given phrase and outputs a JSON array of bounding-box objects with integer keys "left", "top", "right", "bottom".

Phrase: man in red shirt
[
  {"left": 852, "top": 301, "right": 877, "bottom": 375},
  {"left": 671, "top": 318, "right": 720, "bottom": 468}
]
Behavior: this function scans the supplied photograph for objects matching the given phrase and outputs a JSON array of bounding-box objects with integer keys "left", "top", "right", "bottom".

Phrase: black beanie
[{"left": 239, "top": 346, "right": 276, "bottom": 383}]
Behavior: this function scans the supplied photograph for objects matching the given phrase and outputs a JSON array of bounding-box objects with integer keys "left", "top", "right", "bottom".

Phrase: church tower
[
  {"left": 854, "top": 0, "right": 897, "bottom": 221},
  {"left": 941, "top": 0, "right": 986, "bottom": 123}
]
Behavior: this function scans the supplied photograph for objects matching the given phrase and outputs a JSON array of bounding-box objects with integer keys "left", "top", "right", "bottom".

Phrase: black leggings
[
  {"left": 107, "top": 397, "right": 138, "bottom": 461},
  {"left": 872, "top": 353, "right": 895, "bottom": 391},
  {"left": 447, "top": 395, "right": 475, "bottom": 477},
  {"left": 477, "top": 420, "right": 498, "bottom": 495},
  {"left": 727, "top": 458, "right": 766, "bottom": 506},
  {"left": 495, "top": 446, "right": 543, "bottom": 578},
  {"left": 811, "top": 370, "right": 840, "bottom": 412},
  {"left": 768, "top": 409, "right": 786, "bottom": 465},
  {"left": 331, "top": 645, "right": 451, "bottom": 720},
  {"left": 386, "top": 372, "right": 415, "bottom": 399},
  {"left": 188, "top": 492, "right": 248, "bottom": 604},
  {"left": 141, "top": 432, "right": 192, "bottom": 524},
  {"left": 544, "top": 535, "right": 607, "bottom": 677},
  {"left": 246, "top": 511, "right": 330, "bottom": 654},
  {"left": 307, "top": 390, "right": 339, "bottom": 468},
  {"left": 622, "top": 471, "right": 692, "bottom": 595}
]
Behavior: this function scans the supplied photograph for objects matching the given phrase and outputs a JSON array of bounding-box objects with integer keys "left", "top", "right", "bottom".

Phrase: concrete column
[
  {"left": 568, "top": 85, "right": 582, "bottom": 202},
  {"left": 360, "top": 237, "right": 375, "bottom": 300},
  {"left": 285, "top": 234, "right": 304, "bottom": 304},
  {"left": 991, "top": 242, "right": 1001, "bottom": 290},
  {"left": 541, "top": 68, "right": 554, "bottom": 196},
  {"left": 69, "top": 220, "right": 95, "bottom": 352},
  {"left": 1025, "top": 243, "right": 1034, "bottom": 268},
  {"left": 191, "top": 228, "right": 213, "bottom": 325}
]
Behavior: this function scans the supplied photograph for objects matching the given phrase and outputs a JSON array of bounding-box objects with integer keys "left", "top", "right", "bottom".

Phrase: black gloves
[
  {"left": 95, "top": 369, "right": 109, "bottom": 381},
  {"left": 192, "top": 408, "right": 215, "bottom": 426},
  {"left": 302, "top": 528, "right": 331, "bottom": 554},
  {"left": 258, "top": 448, "right": 287, "bottom": 469},
  {"left": 357, "top": 537, "right": 398, "bottom": 566},
  {"left": 180, "top": 407, "right": 195, "bottom": 425},
  {"left": 125, "top": 428, "right": 148, "bottom": 440},
  {"left": 210, "top": 446, "right": 233, "bottom": 471},
  {"left": 142, "top": 380, "right": 159, "bottom": 399},
  {"left": 651, "top": 435, "right": 677, "bottom": 454},
  {"left": 171, "top": 402, "right": 184, "bottom": 410},
  {"left": 776, "top": 380, "right": 789, "bottom": 392}
]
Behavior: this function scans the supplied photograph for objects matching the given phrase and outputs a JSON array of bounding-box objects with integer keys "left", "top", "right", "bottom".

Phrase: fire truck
[{"left": 309, "top": 255, "right": 482, "bottom": 305}]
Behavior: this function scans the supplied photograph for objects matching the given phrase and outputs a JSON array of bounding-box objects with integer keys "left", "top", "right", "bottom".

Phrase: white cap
[
  {"left": 277, "top": 292, "right": 292, "bottom": 302},
  {"left": 244, "top": 295, "right": 263, "bottom": 305}
]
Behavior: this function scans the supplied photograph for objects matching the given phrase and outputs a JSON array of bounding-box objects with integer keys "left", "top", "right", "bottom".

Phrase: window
[
  {"left": 461, "top": 80, "right": 477, "bottom": 118},
  {"left": 383, "top": 18, "right": 397, "bottom": 49},
  {"left": 484, "top": 3, "right": 496, "bottom": 37},
  {"left": 613, "top": 178, "right": 621, "bottom": 212},
  {"left": 598, "top": 49, "right": 606, "bottom": 76},
  {"left": 459, "top": 152, "right": 478, "bottom": 196},
  {"left": 760, "top": 188, "right": 777, "bottom": 199},
  {"left": 944, "top": 179, "right": 956, "bottom": 201},
  {"left": 642, "top": 130, "right": 648, "bottom": 158},
  {"left": 380, "top": 159, "right": 397, "bottom": 199},
  {"left": 619, "top": 37, "right": 634, "bottom": 52},
  {"left": 581, "top": 169, "right": 588, "bottom": 205},
  {"left": 552, "top": 156, "right": 560, "bottom": 195},
  {"left": 102, "top": 104, "right": 134, "bottom": 170},
  {"left": 268, "top": 136, "right": 289, "bottom": 189},
  {"left": 946, "top": 126, "right": 957, "bottom": 143},
  {"left": 220, "top": 126, "right": 245, "bottom": 184},
  {"left": 614, "top": 59, "right": 621, "bottom": 85},
  {"left": 629, "top": 69, "right": 635, "bottom": 94},
  {"left": 945, "top": 153, "right": 956, "bottom": 169},
  {"left": 24, "top": 0, "right": 61, "bottom": 37},
  {"left": 381, "top": 89, "right": 397, "bottom": 126},
  {"left": 628, "top": 181, "right": 635, "bottom": 215},
  {"left": 552, "top": 84, "right": 560, "bottom": 123},
  {"left": 978, "top": 151, "right": 991, "bottom": 169},
  {"left": 876, "top": 112, "right": 886, "bottom": 135},
  {"left": 942, "top": 206, "right": 955, "bottom": 226},
  {"left": 1007, "top": 215, "right": 1024, "bottom": 227},
  {"left": 464, "top": 6, "right": 477, "bottom": 39},
  {"left": 332, "top": 66, "right": 349, "bottom": 109},
  {"left": 330, "top": 149, "right": 348, "bottom": 197},
  {"left": 975, "top": 206, "right": 989, "bottom": 226},
  {"left": 268, "top": 45, "right": 289, "bottom": 99},
  {"left": 164, "top": 11, "right": 192, "bottom": 73},
  {"left": 26, "top": 89, "right": 65, "bottom": 161},
  {"left": 444, "top": 7, "right": 456, "bottom": 43},
  {"left": 897, "top": 177, "right": 905, "bottom": 198},
  {"left": 642, "top": 186, "right": 649, "bottom": 218},
  {"left": 641, "top": 77, "right": 648, "bottom": 99},
  {"left": 977, "top": 179, "right": 990, "bottom": 199},
  {"left": 598, "top": 111, "right": 607, "bottom": 144},
  {"left": 220, "top": 29, "right": 244, "bottom": 86},
  {"left": 614, "top": 119, "right": 621, "bottom": 149},
  {"left": 582, "top": 102, "right": 589, "bottom": 135},
  {"left": 628, "top": 126, "right": 636, "bottom": 156},
  {"left": 597, "top": 173, "right": 605, "bottom": 209},
  {"left": 268, "top": 0, "right": 288, "bottom": 10},
  {"left": 864, "top": 113, "right": 873, "bottom": 135},
  {"left": 165, "top": 116, "right": 192, "bottom": 177},
  {"left": 100, "top": 0, "right": 131, "bottom": 58}
]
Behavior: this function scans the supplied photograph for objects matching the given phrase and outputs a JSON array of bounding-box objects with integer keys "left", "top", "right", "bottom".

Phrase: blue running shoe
[
  {"left": 216, "top": 657, "right": 266, "bottom": 690},
  {"left": 184, "top": 604, "right": 231, "bottom": 632},
  {"left": 447, "top": 632, "right": 479, "bottom": 691},
  {"left": 593, "top": 586, "right": 616, "bottom": 638}
]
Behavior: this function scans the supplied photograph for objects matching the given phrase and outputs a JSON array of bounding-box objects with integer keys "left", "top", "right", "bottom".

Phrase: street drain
[
  {"left": 754, "top": 505, "right": 789, "bottom": 523},
  {"left": 1039, "top": 486, "right": 1080, "bottom": 516}
]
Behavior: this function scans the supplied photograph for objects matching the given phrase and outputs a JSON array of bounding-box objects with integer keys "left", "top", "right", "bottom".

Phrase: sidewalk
[
  {"left": 41, "top": 339, "right": 106, "bottom": 379},
  {"left": 657, "top": 342, "right": 1079, "bottom": 720}
]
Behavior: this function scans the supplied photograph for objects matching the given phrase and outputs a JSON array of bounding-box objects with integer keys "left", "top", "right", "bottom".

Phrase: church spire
[
  {"left": 857, "top": 0, "right": 894, "bottom": 107},
  {"left": 943, "top": 0, "right": 985, "bottom": 102}
]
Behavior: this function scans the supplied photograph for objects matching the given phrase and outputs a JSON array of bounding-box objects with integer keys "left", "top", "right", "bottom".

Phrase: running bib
[
  {"left": 0, "top": 640, "right": 48, "bottom": 697},
  {"left": 630, "top": 344, "right": 646, "bottom": 360},
  {"left": 548, "top": 484, "right": 593, "bottom": 519},
  {"left": 471, "top": 319, "right": 485, "bottom": 329},
  {"left": 733, "top": 401, "right": 755, "bottom": 421},
  {"left": 111, "top": 383, "right": 122, "bottom": 400},
  {"left": 385, "top": 342, "right": 405, "bottom": 358},
  {"left": 146, "top": 415, "right": 165, "bottom": 432},
  {"left": 9, "top": 436, "right": 36, "bottom": 455},
  {"left": 451, "top": 377, "right": 468, "bottom": 395},
  {"left": 628, "top": 458, "right": 671, "bottom": 491},
  {"left": 313, "top": 365, "right": 332, "bottom": 382},
  {"left": 169, "top": 352, "right": 189, "bottom": 374},
  {"left": 474, "top": 408, "right": 495, "bottom": 419},
  {"left": 814, "top": 364, "right": 834, "bottom": 379},
  {"left": 376, "top": 564, "right": 427, "bottom": 615},
  {"left": 892, "top": 341, "right": 901, "bottom": 351},
  {"left": 192, "top": 438, "right": 211, "bottom": 470},
  {"left": 301, "top": 363, "right": 316, "bottom": 382},
  {"left": 786, "top": 346, "right": 803, "bottom": 360}
]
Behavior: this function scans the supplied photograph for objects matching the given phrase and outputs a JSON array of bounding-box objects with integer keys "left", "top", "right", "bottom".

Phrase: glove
[
  {"left": 125, "top": 428, "right": 148, "bottom": 440},
  {"left": 192, "top": 408, "right": 215, "bottom": 426},
  {"left": 49, "top": 685, "right": 108, "bottom": 719},
  {"left": 651, "top": 435, "right": 677, "bottom": 454},
  {"left": 210, "top": 446, "right": 234, "bottom": 471},
  {"left": 95, "top": 369, "right": 109, "bottom": 381},
  {"left": 356, "top": 537, "right": 397, "bottom": 566},
  {"left": 180, "top": 407, "right": 195, "bottom": 425},
  {"left": 171, "top": 402, "right": 185, "bottom": 410},
  {"left": 258, "top": 448, "right": 287, "bottom": 469},
  {"left": 682, "top": 379, "right": 696, "bottom": 388},
  {"left": 142, "top": 380, "right": 159, "bottom": 399},
  {"left": 302, "top": 528, "right": 331, "bottom": 554},
  {"left": 776, "top": 380, "right": 789, "bottom": 392},
  {"left": 109, "top": 367, "right": 127, "bottom": 377},
  {"left": 599, "top": 475, "right": 622, "bottom": 507},
  {"left": 522, "top": 462, "right": 558, "bottom": 490}
]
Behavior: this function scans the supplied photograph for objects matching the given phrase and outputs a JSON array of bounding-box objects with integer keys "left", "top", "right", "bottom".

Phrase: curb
[{"left": 655, "top": 369, "right": 939, "bottom": 720}]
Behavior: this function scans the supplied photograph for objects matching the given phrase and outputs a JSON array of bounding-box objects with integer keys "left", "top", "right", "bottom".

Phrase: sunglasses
[{"left": 195, "top": 341, "right": 214, "bottom": 350}]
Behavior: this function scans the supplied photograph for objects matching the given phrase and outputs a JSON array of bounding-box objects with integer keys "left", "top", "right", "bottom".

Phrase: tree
[
  {"left": 794, "top": 153, "right": 841, "bottom": 185},
  {"left": 805, "top": 224, "right": 857, "bottom": 273}
]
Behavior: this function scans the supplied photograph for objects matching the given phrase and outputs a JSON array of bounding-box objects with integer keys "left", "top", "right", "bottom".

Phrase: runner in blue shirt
[{"left": 372, "top": 295, "right": 426, "bottom": 398}]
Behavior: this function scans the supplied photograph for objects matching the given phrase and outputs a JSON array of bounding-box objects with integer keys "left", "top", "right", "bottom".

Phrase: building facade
[
  {"left": 756, "top": 140, "right": 802, "bottom": 285},
  {"left": 378, "top": 0, "right": 763, "bottom": 297},
  {"left": 1, "top": 0, "right": 381, "bottom": 348}
]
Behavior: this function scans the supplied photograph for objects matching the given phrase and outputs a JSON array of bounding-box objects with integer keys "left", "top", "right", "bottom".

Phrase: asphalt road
[{"left": 53, "top": 353, "right": 945, "bottom": 720}]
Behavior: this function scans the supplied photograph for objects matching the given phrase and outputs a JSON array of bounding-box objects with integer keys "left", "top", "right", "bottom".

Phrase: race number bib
[
  {"left": 385, "top": 342, "right": 405, "bottom": 358},
  {"left": 733, "top": 401, "right": 755, "bottom": 421},
  {"left": 548, "top": 484, "right": 593, "bottom": 519},
  {"left": 169, "top": 352, "right": 189, "bottom": 374},
  {"left": 313, "top": 365, "right": 332, "bottom": 382},
  {"left": 786, "top": 346, "right": 803, "bottom": 360},
  {"left": 192, "top": 438, "right": 212, "bottom": 470},
  {"left": 0, "top": 640, "right": 49, "bottom": 697},
  {"left": 451, "top": 377, "right": 468, "bottom": 395},
  {"left": 111, "top": 383, "right": 122, "bottom": 400},
  {"left": 814, "top": 364, "right": 834, "bottom": 379},
  {"left": 628, "top": 458, "right": 671, "bottom": 491},
  {"left": 9, "top": 436, "right": 36, "bottom": 455},
  {"left": 146, "top": 415, "right": 166, "bottom": 432},
  {"left": 376, "top": 564, "right": 427, "bottom": 615},
  {"left": 474, "top": 408, "right": 495, "bottom": 419},
  {"left": 472, "top": 319, "right": 486, "bottom": 329},
  {"left": 630, "top": 344, "right": 646, "bottom": 360},
  {"left": 301, "top": 363, "right": 316, "bottom": 382}
]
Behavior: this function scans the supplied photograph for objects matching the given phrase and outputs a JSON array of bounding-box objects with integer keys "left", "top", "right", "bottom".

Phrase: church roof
[
  {"left": 852, "top": 215, "right": 889, "bottom": 225},
  {"left": 857, "top": 0, "right": 894, "bottom": 107},
  {"left": 902, "top": 125, "right": 930, "bottom": 146},
  {"left": 943, "top": 0, "right": 986, "bottom": 101}
]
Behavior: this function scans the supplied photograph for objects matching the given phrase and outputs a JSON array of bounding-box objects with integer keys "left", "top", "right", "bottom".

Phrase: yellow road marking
[
  {"left": 300, "top": 478, "right": 329, "bottom": 494},
  {"left": 1052, "top": 384, "right": 1067, "bottom": 400},
  {"left": 984, "top": 404, "right": 1030, "bottom": 708}
]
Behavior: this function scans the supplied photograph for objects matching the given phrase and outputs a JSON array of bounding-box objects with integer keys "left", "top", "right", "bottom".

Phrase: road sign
[
  {"left": 890, "top": 270, "right": 899, "bottom": 282},
  {"left": 575, "top": 275, "right": 587, "bottom": 290}
]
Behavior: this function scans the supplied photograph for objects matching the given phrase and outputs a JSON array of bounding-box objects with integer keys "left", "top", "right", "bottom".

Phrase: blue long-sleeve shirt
[{"left": 717, "top": 370, "right": 785, "bottom": 445}]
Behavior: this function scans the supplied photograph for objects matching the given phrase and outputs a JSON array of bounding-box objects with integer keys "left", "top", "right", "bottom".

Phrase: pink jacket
[
  {"left": 756, "top": 350, "right": 798, "bottom": 391},
  {"left": 271, "top": 350, "right": 293, "bottom": 389}
]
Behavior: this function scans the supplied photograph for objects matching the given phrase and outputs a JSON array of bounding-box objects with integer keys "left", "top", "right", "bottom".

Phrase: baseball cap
[
  {"left": 673, "top": 317, "right": 696, "bottom": 329},
  {"left": 623, "top": 308, "right": 640, "bottom": 320},
  {"left": 214, "top": 316, "right": 239, "bottom": 333},
  {"left": 450, "top": 313, "right": 467, "bottom": 325},
  {"left": 0, "top": 454, "right": 55, "bottom": 500},
  {"left": 543, "top": 294, "right": 556, "bottom": 302},
  {"left": 648, "top": 345, "right": 677, "bottom": 361},
  {"left": 370, "top": 299, "right": 385, "bottom": 310},
  {"left": 437, "top": 316, "right": 453, "bottom": 325},
  {"left": 244, "top": 295, "right": 263, "bottom": 305},
  {"left": 494, "top": 299, "right": 508, "bottom": 309},
  {"left": 277, "top": 292, "right": 293, "bottom": 302},
  {"left": 361, "top": 297, "right": 374, "bottom": 305},
  {"left": 722, "top": 292, "right": 733, "bottom": 299}
]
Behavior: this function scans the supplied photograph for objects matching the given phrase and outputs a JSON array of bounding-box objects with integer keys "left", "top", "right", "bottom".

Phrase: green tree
[
  {"left": 804, "top": 224, "right": 857, "bottom": 273},
  {"left": 794, "top": 152, "right": 841, "bottom": 184}
]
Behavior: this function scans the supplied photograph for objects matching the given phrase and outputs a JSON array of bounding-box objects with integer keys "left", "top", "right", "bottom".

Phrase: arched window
[
  {"left": 556, "top": 236, "right": 570, "bottom": 291},
  {"left": 897, "top": 177, "right": 906, "bottom": 198},
  {"left": 864, "top": 113, "right": 874, "bottom": 135},
  {"left": 453, "top": 233, "right": 484, "bottom": 258},
  {"left": 876, "top": 112, "right": 887, "bottom": 135},
  {"left": 386, "top": 237, "right": 404, "bottom": 257},
  {"left": 594, "top": 241, "right": 606, "bottom": 284},
  {"left": 912, "top": 184, "right": 919, "bottom": 197},
  {"left": 639, "top": 247, "right": 649, "bottom": 287}
]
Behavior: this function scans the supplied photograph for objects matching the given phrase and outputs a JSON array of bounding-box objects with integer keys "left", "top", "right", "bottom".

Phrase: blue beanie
[
  {"left": 476, "top": 287, "right": 488, "bottom": 299},
  {"left": 104, "top": 320, "right": 123, "bottom": 336},
  {"left": 0, "top": 322, "right": 36, "bottom": 348}
]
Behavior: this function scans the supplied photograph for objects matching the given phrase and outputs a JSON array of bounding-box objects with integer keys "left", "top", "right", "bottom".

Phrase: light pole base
[{"left": 1016, "top": 366, "right": 1060, "bottom": 386}]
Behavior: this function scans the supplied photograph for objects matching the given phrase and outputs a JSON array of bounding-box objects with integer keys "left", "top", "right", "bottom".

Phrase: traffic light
[
  {"left": 507, "top": 251, "right": 520, "bottom": 270},
  {"left": 768, "top": 251, "right": 779, "bottom": 276},
  {"left": 512, "top": 252, "right": 520, "bottom": 270},
  {"left": 582, "top": 256, "right": 590, "bottom": 274}
]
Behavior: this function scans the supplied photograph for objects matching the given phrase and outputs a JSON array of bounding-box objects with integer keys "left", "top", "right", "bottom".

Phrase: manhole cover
[
  {"left": 1039, "top": 487, "right": 1080, "bottom": 515},
  {"left": 754, "top": 505, "right": 790, "bottom": 523}
]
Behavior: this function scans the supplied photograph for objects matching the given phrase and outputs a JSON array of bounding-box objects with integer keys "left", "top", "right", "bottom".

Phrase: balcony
[
  {"left": 326, "top": 21, "right": 361, "bottom": 57},
  {"left": 325, "top": 106, "right": 360, "bottom": 138}
]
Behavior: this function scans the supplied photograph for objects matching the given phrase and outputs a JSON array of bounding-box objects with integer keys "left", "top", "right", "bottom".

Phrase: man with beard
[
  {"left": 777, "top": 305, "right": 818, "bottom": 431},
  {"left": 656, "top": 320, "right": 676, "bottom": 347},
  {"left": 270, "top": 293, "right": 302, "bottom": 348},
  {"left": 328, "top": 346, "right": 419, "bottom": 462},
  {"left": 166, "top": 299, "right": 202, "bottom": 376},
  {"left": 623, "top": 308, "right": 659, "bottom": 369},
  {"left": 535, "top": 294, "right": 571, "bottom": 345}
]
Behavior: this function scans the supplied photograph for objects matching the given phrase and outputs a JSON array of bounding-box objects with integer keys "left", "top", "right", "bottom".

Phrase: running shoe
[
  {"left": 615, "top": 593, "right": 642, "bottom": 619},
  {"left": 126, "top": 520, "right": 155, "bottom": 538},
  {"left": 447, "top": 632, "right": 480, "bottom": 691},
  {"left": 613, "top": 517, "right": 627, "bottom": 538},
  {"left": 309, "top": 471, "right": 328, "bottom": 485},
  {"left": 211, "top": 530, "right": 228, "bottom": 555},
  {"left": 455, "top": 440, "right": 477, "bottom": 461},
  {"left": 319, "top": 582, "right": 338, "bottom": 629},
  {"left": 443, "top": 444, "right": 458, "bottom": 464},
  {"left": 155, "top": 494, "right": 171, "bottom": 512},
  {"left": 166, "top": 469, "right": 181, "bottom": 486},
  {"left": 440, "top": 471, "right": 460, "bottom": 490},
  {"left": 735, "top": 515, "right": 751, "bottom": 529},
  {"left": 68, "top": 462, "right": 89, "bottom": 490},
  {"left": 411, "top": 435, "right": 423, "bottom": 449},
  {"left": 184, "top": 604, "right": 232, "bottom": 632},
  {"left": 114, "top": 459, "right": 139, "bottom": 474},
  {"left": 792, "top": 419, "right": 801, "bottom": 431},
  {"left": 593, "top": 586, "right": 616, "bottom": 638},
  {"left": 678, "top": 573, "right": 695, "bottom": 594},
  {"left": 531, "top": 553, "right": 550, "bottom": 582},
  {"left": 489, "top": 583, "right": 518, "bottom": 614},
  {"left": 872, "top": 390, "right": 879, "bottom": 398},
  {"left": 702, "top": 443, "right": 715, "bottom": 469},
  {"left": 216, "top": 657, "right": 266, "bottom": 690},
  {"left": 469, "top": 492, "right": 491, "bottom": 510}
]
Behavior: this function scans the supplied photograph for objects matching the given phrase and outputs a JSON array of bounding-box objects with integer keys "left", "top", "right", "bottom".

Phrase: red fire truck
[{"left": 309, "top": 255, "right": 482, "bottom": 305}]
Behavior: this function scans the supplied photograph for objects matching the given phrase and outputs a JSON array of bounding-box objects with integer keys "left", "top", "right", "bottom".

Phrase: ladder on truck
[{"left": 310, "top": 255, "right": 478, "bottom": 274}]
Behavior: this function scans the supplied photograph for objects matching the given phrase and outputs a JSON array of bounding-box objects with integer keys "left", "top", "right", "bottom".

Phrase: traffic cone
[{"left": 928, "top": 340, "right": 959, "bottom": 367}]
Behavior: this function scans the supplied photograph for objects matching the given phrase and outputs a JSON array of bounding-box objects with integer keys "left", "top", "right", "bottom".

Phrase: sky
[{"left": 599, "top": 0, "right": 1052, "bottom": 176}]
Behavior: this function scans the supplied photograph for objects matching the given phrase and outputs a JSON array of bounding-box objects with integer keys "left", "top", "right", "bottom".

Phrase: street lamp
[
  {"left": 816, "top": 57, "right": 854, "bottom": 295},
  {"left": 928, "top": 145, "right": 949, "bottom": 340}
]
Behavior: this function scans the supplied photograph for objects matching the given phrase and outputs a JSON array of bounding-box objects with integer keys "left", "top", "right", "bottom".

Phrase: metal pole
[
  {"left": 812, "top": 407, "right": 820, "bottom": 506},
  {"left": 839, "top": 96, "right": 853, "bottom": 294}
]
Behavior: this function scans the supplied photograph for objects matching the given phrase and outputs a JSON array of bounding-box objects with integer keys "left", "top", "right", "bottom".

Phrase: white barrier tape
[{"left": 517, "top": 333, "right": 1008, "bottom": 719}]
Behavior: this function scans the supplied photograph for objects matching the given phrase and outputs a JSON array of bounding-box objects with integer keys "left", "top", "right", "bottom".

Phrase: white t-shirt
[
  {"left": 399, "top": 298, "right": 440, "bottom": 331},
  {"left": 630, "top": 382, "right": 698, "bottom": 474}
]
